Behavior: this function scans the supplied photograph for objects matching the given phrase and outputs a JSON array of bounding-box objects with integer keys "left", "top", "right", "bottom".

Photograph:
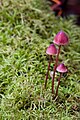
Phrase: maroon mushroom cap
[
  {"left": 46, "top": 44, "right": 57, "bottom": 55},
  {"left": 53, "top": 30, "right": 69, "bottom": 45},
  {"left": 56, "top": 63, "right": 68, "bottom": 73}
]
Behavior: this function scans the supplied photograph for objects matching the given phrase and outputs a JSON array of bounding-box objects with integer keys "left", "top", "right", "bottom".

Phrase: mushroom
[
  {"left": 53, "top": 30, "right": 69, "bottom": 46},
  {"left": 55, "top": 63, "right": 68, "bottom": 97},
  {"left": 46, "top": 44, "right": 57, "bottom": 55},
  {"left": 45, "top": 44, "right": 57, "bottom": 88},
  {"left": 52, "top": 30, "right": 68, "bottom": 94}
]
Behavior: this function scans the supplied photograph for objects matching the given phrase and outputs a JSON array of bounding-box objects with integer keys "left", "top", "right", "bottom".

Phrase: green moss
[{"left": 0, "top": 0, "right": 80, "bottom": 119}]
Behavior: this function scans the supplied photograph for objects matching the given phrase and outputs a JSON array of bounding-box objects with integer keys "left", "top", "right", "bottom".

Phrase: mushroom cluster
[{"left": 45, "top": 30, "right": 69, "bottom": 98}]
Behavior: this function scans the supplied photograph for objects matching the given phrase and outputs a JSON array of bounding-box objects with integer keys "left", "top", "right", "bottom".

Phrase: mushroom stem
[
  {"left": 52, "top": 45, "right": 61, "bottom": 94},
  {"left": 45, "top": 55, "right": 52, "bottom": 88},
  {"left": 55, "top": 73, "right": 62, "bottom": 97}
]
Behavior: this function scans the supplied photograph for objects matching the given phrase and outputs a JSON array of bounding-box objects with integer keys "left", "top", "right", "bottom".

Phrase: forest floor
[{"left": 0, "top": 0, "right": 80, "bottom": 119}]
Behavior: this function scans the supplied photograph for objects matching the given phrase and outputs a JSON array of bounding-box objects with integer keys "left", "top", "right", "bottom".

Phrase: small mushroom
[
  {"left": 52, "top": 30, "right": 69, "bottom": 94},
  {"left": 53, "top": 30, "right": 69, "bottom": 46},
  {"left": 45, "top": 44, "right": 57, "bottom": 88},
  {"left": 55, "top": 63, "right": 68, "bottom": 97},
  {"left": 46, "top": 43, "right": 57, "bottom": 55}
]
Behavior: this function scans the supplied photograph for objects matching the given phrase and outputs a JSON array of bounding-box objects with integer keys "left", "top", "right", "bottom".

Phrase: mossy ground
[{"left": 0, "top": 0, "right": 80, "bottom": 119}]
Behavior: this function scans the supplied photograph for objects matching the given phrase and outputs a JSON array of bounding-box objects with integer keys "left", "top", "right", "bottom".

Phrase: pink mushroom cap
[
  {"left": 46, "top": 44, "right": 57, "bottom": 55},
  {"left": 56, "top": 63, "right": 68, "bottom": 73},
  {"left": 53, "top": 30, "right": 69, "bottom": 45}
]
